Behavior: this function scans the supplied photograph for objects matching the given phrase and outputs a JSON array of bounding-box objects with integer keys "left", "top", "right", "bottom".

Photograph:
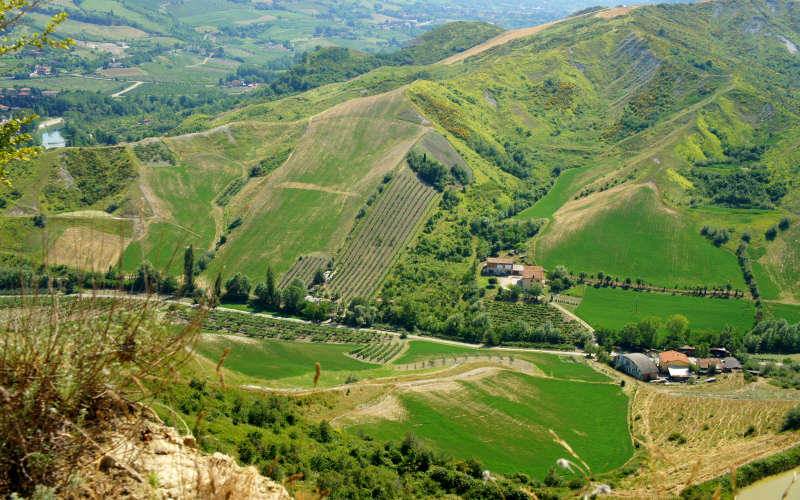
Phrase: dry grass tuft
[{"left": 0, "top": 287, "right": 208, "bottom": 496}]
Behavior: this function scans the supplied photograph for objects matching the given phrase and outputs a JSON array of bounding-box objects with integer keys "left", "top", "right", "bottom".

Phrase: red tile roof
[{"left": 659, "top": 350, "right": 690, "bottom": 365}]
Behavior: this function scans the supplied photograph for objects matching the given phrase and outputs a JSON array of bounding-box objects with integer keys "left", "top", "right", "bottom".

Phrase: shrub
[
  {"left": 779, "top": 217, "right": 791, "bottom": 231},
  {"left": 781, "top": 405, "right": 800, "bottom": 431},
  {"left": 765, "top": 226, "right": 778, "bottom": 241}
]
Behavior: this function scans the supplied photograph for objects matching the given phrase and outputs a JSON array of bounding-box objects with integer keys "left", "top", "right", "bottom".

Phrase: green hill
[{"left": 4, "top": 0, "right": 800, "bottom": 334}]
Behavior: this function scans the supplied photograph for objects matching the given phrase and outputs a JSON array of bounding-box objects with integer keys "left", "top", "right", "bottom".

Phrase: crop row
[
  {"left": 331, "top": 171, "right": 436, "bottom": 299},
  {"left": 178, "top": 308, "right": 381, "bottom": 343},
  {"left": 349, "top": 340, "right": 406, "bottom": 364},
  {"left": 486, "top": 301, "right": 586, "bottom": 341},
  {"left": 280, "top": 255, "right": 328, "bottom": 289}
]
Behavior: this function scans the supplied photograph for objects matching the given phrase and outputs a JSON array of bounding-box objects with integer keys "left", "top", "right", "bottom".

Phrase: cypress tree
[{"left": 183, "top": 245, "right": 194, "bottom": 293}]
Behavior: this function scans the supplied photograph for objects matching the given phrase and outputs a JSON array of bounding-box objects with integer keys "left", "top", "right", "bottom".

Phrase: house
[
  {"left": 615, "top": 353, "right": 659, "bottom": 381},
  {"left": 721, "top": 357, "right": 742, "bottom": 372},
  {"left": 696, "top": 358, "right": 722, "bottom": 373},
  {"left": 659, "top": 350, "right": 690, "bottom": 370},
  {"left": 41, "top": 90, "right": 58, "bottom": 97},
  {"left": 521, "top": 266, "right": 546, "bottom": 289},
  {"left": 678, "top": 345, "right": 696, "bottom": 355},
  {"left": 484, "top": 257, "right": 515, "bottom": 276}
]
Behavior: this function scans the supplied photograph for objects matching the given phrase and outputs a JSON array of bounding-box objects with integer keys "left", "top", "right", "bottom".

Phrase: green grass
[
  {"left": 537, "top": 185, "right": 747, "bottom": 289},
  {"left": 515, "top": 165, "right": 591, "bottom": 221},
  {"left": 394, "top": 340, "right": 481, "bottom": 364},
  {"left": 513, "top": 352, "right": 610, "bottom": 382},
  {"left": 752, "top": 261, "right": 782, "bottom": 300},
  {"left": 193, "top": 335, "right": 376, "bottom": 387},
  {"left": 349, "top": 371, "right": 631, "bottom": 479},
  {"left": 764, "top": 303, "right": 800, "bottom": 324},
  {"left": 575, "top": 285, "right": 756, "bottom": 333},
  {"left": 395, "top": 340, "right": 609, "bottom": 382}
]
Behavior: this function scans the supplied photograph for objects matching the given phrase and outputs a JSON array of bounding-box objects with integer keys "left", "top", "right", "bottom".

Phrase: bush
[
  {"left": 779, "top": 217, "right": 791, "bottom": 231},
  {"left": 782, "top": 405, "right": 800, "bottom": 431},
  {"left": 766, "top": 226, "right": 778, "bottom": 241}
]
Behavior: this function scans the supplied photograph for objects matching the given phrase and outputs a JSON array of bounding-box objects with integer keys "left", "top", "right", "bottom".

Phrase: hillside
[{"left": 3, "top": 0, "right": 800, "bottom": 338}]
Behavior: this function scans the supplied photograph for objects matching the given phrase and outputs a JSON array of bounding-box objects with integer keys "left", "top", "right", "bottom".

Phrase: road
[{"left": 111, "top": 81, "right": 144, "bottom": 98}]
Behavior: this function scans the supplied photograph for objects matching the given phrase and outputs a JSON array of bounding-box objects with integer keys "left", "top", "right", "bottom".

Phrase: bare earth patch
[
  {"left": 47, "top": 226, "right": 131, "bottom": 270},
  {"left": 235, "top": 14, "right": 277, "bottom": 25},
  {"left": 344, "top": 394, "right": 407, "bottom": 422}
]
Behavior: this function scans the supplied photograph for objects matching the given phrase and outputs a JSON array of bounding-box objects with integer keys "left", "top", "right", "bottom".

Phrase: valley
[{"left": 2, "top": 0, "right": 800, "bottom": 498}]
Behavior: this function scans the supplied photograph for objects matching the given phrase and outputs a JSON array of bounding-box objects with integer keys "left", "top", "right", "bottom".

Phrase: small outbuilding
[{"left": 615, "top": 353, "right": 659, "bottom": 381}]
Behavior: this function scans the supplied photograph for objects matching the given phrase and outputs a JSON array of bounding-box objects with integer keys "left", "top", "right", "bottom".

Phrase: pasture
[
  {"left": 348, "top": 371, "right": 632, "bottom": 479},
  {"left": 574, "top": 286, "right": 756, "bottom": 333},
  {"left": 536, "top": 185, "right": 747, "bottom": 289},
  {"left": 193, "top": 334, "right": 378, "bottom": 388},
  {"left": 764, "top": 302, "right": 800, "bottom": 324}
]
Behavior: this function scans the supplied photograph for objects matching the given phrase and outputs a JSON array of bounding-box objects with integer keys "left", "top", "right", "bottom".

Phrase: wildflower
[
  {"left": 587, "top": 483, "right": 612, "bottom": 498},
  {"left": 482, "top": 470, "right": 492, "bottom": 486}
]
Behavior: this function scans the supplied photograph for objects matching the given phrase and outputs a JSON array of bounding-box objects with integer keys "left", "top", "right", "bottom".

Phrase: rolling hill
[{"left": 3, "top": 0, "right": 800, "bottom": 333}]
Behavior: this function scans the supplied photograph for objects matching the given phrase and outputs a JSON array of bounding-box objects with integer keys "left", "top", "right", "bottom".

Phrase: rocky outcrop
[{"left": 86, "top": 418, "right": 290, "bottom": 500}]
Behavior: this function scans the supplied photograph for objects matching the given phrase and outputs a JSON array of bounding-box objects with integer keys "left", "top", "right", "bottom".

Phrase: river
[{"left": 738, "top": 467, "right": 800, "bottom": 500}]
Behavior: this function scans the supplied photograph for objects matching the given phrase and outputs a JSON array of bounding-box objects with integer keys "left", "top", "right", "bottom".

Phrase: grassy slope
[
  {"left": 193, "top": 334, "right": 380, "bottom": 388},
  {"left": 208, "top": 88, "right": 430, "bottom": 280},
  {"left": 536, "top": 185, "right": 747, "bottom": 289},
  {"left": 575, "top": 285, "right": 756, "bottom": 333},
  {"left": 350, "top": 371, "right": 632, "bottom": 478}
]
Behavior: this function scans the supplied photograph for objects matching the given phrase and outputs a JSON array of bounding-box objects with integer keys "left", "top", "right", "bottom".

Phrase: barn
[{"left": 615, "top": 353, "right": 659, "bottom": 381}]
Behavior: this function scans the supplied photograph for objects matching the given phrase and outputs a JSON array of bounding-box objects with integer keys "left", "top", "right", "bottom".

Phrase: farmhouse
[
  {"left": 615, "top": 353, "right": 658, "bottom": 381},
  {"left": 484, "top": 257, "right": 515, "bottom": 275},
  {"left": 659, "top": 350, "right": 690, "bottom": 369},
  {"left": 521, "top": 266, "right": 545, "bottom": 289}
]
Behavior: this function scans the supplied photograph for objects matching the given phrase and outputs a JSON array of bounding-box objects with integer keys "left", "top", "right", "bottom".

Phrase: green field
[
  {"left": 537, "top": 186, "right": 747, "bottom": 289},
  {"left": 515, "top": 165, "right": 592, "bottom": 221},
  {"left": 395, "top": 340, "right": 482, "bottom": 364},
  {"left": 396, "top": 340, "right": 609, "bottom": 382},
  {"left": 575, "top": 286, "right": 756, "bottom": 333},
  {"left": 764, "top": 302, "right": 800, "bottom": 324},
  {"left": 194, "top": 334, "right": 376, "bottom": 387},
  {"left": 349, "top": 371, "right": 631, "bottom": 478}
]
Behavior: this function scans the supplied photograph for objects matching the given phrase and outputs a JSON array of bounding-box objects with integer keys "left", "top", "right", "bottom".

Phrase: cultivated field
[
  {"left": 575, "top": 285, "right": 756, "bottom": 333},
  {"left": 485, "top": 300, "right": 588, "bottom": 342},
  {"left": 536, "top": 185, "right": 747, "bottom": 289},
  {"left": 348, "top": 371, "right": 632, "bottom": 478},
  {"left": 330, "top": 169, "right": 437, "bottom": 299},
  {"left": 211, "top": 88, "right": 431, "bottom": 281},
  {"left": 194, "top": 334, "right": 375, "bottom": 388},
  {"left": 279, "top": 255, "right": 329, "bottom": 288}
]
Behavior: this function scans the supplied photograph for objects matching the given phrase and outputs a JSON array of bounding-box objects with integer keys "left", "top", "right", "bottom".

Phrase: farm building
[
  {"left": 710, "top": 347, "right": 731, "bottom": 358},
  {"left": 521, "top": 266, "right": 546, "bottom": 289},
  {"left": 615, "top": 353, "right": 659, "bottom": 381},
  {"left": 697, "top": 358, "right": 722, "bottom": 372},
  {"left": 659, "top": 350, "right": 690, "bottom": 370},
  {"left": 721, "top": 357, "right": 742, "bottom": 372},
  {"left": 667, "top": 366, "right": 691, "bottom": 380},
  {"left": 484, "top": 257, "right": 515, "bottom": 275}
]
